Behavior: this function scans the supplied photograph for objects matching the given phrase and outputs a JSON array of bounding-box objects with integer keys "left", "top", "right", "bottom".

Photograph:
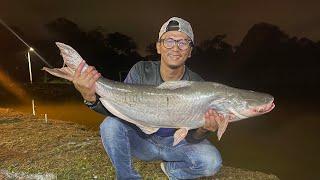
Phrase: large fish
[{"left": 43, "top": 42, "right": 275, "bottom": 146}]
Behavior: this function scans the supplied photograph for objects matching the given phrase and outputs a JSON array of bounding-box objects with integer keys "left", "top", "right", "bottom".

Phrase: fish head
[
  {"left": 227, "top": 89, "right": 275, "bottom": 120},
  {"left": 55, "top": 42, "right": 87, "bottom": 71}
]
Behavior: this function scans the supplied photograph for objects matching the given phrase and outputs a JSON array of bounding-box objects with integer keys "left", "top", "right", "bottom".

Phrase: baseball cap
[{"left": 158, "top": 17, "right": 194, "bottom": 43}]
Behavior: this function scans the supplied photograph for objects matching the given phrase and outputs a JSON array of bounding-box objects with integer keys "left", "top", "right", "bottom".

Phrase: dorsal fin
[{"left": 157, "top": 81, "right": 193, "bottom": 90}]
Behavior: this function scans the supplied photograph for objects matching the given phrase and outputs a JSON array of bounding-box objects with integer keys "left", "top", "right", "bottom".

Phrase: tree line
[{"left": 1, "top": 18, "right": 319, "bottom": 99}]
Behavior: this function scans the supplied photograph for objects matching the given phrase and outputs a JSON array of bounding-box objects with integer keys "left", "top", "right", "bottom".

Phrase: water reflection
[{"left": 6, "top": 100, "right": 105, "bottom": 130}]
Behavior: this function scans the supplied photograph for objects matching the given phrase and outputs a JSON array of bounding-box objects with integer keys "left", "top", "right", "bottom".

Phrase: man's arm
[
  {"left": 72, "top": 60, "right": 112, "bottom": 116},
  {"left": 84, "top": 94, "right": 111, "bottom": 116}
]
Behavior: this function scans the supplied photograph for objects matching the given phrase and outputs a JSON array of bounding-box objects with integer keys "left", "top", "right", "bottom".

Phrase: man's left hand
[{"left": 201, "top": 109, "right": 225, "bottom": 132}]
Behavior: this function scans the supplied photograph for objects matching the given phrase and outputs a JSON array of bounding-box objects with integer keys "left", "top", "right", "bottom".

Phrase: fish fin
[
  {"left": 173, "top": 128, "right": 189, "bottom": 146},
  {"left": 136, "top": 125, "right": 159, "bottom": 134},
  {"left": 217, "top": 116, "right": 229, "bottom": 140},
  {"left": 157, "top": 81, "right": 193, "bottom": 90},
  {"left": 42, "top": 67, "right": 74, "bottom": 81},
  {"left": 99, "top": 98, "right": 159, "bottom": 134}
]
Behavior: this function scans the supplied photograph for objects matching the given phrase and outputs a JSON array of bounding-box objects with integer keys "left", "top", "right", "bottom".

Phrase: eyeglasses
[{"left": 159, "top": 38, "right": 193, "bottom": 50}]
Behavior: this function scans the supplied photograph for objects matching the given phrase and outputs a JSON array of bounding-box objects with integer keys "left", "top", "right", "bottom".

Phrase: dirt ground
[{"left": 0, "top": 107, "right": 279, "bottom": 179}]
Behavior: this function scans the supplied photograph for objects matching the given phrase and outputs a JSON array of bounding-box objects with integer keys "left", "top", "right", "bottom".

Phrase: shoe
[{"left": 160, "top": 162, "right": 169, "bottom": 178}]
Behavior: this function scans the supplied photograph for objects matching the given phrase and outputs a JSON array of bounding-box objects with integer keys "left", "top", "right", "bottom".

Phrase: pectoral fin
[
  {"left": 216, "top": 116, "right": 229, "bottom": 140},
  {"left": 136, "top": 125, "right": 159, "bottom": 134},
  {"left": 173, "top": 128, "right": 189, "bottom": 146}
]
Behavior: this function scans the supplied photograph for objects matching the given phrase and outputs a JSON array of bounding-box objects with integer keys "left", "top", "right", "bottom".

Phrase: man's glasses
[{"left": 159, "top": 38, "right": 193, "bottom": 50}]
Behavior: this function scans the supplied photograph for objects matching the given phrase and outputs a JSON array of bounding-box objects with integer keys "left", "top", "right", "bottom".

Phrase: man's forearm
[
  {"left": 85, "top": 96, "right": 112, "bottom": 116},
  {"left": 192, "top": 127, "right": 210, "bottom": 139}
]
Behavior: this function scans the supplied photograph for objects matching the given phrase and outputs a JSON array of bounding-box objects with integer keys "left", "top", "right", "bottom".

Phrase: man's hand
[
  {"left": 72, "top": 60, "right": 101, "bottom": 102},
  {"left": 200, "top": 109, "right": 224, "bottom": 132}
]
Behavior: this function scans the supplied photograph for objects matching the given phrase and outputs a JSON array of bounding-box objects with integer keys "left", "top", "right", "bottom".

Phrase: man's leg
[
  {"left": 160, "top": 138, "right": 222, "bottom": 179},
  {"left": 100, "top": 116, "right": 160, "bottom": 180}
]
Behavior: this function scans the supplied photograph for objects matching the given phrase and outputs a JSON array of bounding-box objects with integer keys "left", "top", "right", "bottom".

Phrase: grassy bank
[{"left": 0, "top": 108, "right": 279, "bottom": 179}]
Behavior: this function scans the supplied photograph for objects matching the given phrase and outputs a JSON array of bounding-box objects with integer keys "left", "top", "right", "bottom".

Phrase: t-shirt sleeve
[
  {"left": 124, "top": 62, "right": 143, "bottom": 84},
  {"left": 89, "top": 61, "right": 143, "bottom": 116},
  {"left": 189, "top": 71, "right": 205, "bottom": 82}
]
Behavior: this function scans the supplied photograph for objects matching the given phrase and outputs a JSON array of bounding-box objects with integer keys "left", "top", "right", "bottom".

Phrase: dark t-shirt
[{"left": 90, "top": 60, "right": 210, "bottom": 143}]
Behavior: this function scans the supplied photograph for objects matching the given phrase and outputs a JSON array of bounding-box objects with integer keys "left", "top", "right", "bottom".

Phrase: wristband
[{"left": 84, "top": 99, "right": 98, "bottom": 107}]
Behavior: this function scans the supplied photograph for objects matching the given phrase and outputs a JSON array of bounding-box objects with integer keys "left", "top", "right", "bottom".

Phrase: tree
[
  {"left": 45, "top": 18, "right": 86, "bottom": 45},
  {"left": 105, "top": 32, "right": 137, "bottom": 55},
  {"left": 145, "top": 42, "right": 159, "bottom": 61}
]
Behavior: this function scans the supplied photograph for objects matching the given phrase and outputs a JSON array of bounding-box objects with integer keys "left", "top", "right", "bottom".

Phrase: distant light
[{"left": 29, "top": 47, "right": 34, "bottom": 51}]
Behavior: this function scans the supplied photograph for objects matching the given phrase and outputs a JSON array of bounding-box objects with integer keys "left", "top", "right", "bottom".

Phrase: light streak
[
  {"left": 0, "top": 67, "right": 31, "bottom": 103},
  {"left": 0, "top": 18, "right": 52, "bottom": 68}
]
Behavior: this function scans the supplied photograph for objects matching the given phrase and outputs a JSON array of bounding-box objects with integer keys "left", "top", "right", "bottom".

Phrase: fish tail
[{"left": 42, "top": 67, "right": 74, "bottom": 81}]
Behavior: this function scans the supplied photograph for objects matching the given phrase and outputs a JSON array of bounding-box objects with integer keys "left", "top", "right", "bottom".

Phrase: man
[{"left": 73, "top": 17, "right": 225, "bottom": 179}]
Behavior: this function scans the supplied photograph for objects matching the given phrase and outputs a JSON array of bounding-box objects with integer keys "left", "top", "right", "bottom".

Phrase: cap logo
[{"left": 166, "top": 20, "right": 180, "bottom": 32}]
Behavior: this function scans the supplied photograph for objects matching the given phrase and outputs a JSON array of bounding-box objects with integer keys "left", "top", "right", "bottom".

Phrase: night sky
[{"left": 1, "top": 0, "right": 320, "bottom": 54}]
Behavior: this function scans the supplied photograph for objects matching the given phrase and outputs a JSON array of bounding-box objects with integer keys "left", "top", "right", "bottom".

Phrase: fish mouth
[
  {"left": 252, "top": 100, "right": 275, "bottom": 114},
  {"left": 233, "top": 100, "right": 275, "bottom": 119}
]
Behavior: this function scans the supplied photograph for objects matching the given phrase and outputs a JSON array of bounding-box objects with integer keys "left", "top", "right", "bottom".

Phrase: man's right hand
[{"left": 72, "top": 60, "right": 101, "bottom": 102}]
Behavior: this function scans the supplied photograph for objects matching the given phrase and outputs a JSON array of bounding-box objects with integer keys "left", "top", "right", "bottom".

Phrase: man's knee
[
  {"left": 201, "top": 153, "right": 222, "bottom": 176},
  {"left": 192, "top": 144, "right": 222, "bottom": 176},
  {"left": 100, "top": 116, "right": 125, "bottom": 138}
]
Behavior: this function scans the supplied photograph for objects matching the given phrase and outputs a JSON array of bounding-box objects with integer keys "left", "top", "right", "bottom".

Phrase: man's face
[{"left": 156, "top": 31, "right": 193, "bottom": 69}]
